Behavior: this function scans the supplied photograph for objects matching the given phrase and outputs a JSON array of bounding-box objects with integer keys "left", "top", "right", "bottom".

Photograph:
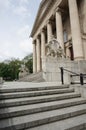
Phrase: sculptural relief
[{"left": 46, "top": 38, "right": 65, "bottom": 58}]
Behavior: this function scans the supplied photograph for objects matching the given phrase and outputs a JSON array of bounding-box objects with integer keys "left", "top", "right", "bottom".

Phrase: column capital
[
  {"left": 46, "top": 19, "right": 53, "bottom": 25},
  {"left": 55, "top": 7, "right": 67, "bottom": 15},
  {"left": 32, "top": 39, "right": 36, "bottom": 44},
  {"left": 40, "top": 28, "right": 46, "bottom": 33},
  {"left": 36, "top": 34, "right": 41, "bottom": 39}
]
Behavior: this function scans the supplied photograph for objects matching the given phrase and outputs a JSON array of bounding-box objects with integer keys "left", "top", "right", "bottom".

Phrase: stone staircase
[
  {"left": 0, "top": 82, "right": 86, "bottom": 130},
  {"left": 19, "top": 72, "right": 45, "bottom": 82}
]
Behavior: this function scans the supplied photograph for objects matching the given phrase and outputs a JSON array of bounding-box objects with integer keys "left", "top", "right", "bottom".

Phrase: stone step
[
  {"left": 0, "top": 85, "right": 69, "bottom": 93},
  {"left": 26, "top": 114, "right": 86, "bottom": 130},
  {"left": 0, "top": 88, "right": 74, "bottom": 99},
  {"left": 0, "top": 104, "right": 86, "bottom": 129},
  {"left": 0, "top": 98, "right": 86, "bottom": 119},
  {"left": 0, "top": 93, "right": 81, "bottom": 108},
  {"left": 66, "top": 123, "right": 86, "bottom": 130}
]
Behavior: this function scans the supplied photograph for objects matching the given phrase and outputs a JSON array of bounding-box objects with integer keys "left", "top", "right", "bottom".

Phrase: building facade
[{"left": 31, "top": 0, "right": 86, "bottom": 73}]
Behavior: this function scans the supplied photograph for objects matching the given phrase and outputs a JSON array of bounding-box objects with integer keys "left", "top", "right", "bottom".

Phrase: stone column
[
  {"left": 47, "top": 20, "right": 53, "bottom": 43},
  {"left": 41, "top": 29, "right": 46, "bottom": 58},
  {"left": 56, "top": 11, "right": 64, "bottom": 50},
  {"left": 68, "top": 0, "right": 84, "bottom": 60},
  {"left": 33, "top": 40, "right": 37, "bottom": 73},
  {"left": 36, "top": 37, "right": 41, "bottom": 72}
]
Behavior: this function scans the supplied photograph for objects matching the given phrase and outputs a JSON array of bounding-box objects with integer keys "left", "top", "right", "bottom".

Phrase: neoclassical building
[{"left": 31, "top": 0, "right": 86, "bottom": 74}]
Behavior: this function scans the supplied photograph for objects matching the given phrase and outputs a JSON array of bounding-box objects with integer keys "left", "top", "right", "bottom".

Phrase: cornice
[
  {"left": 30, "top": 0, "right": 55, "bottom": 37},
  {"left": 30, "top": 0, "right": 62, "bottom": 37},
  {"left": 30, "top": 0, "right": 48, "bottom": 37}
]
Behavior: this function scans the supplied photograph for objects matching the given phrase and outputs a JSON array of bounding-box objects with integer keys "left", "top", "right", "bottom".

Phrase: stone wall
[
  {"left": 42, "top": 58, "right": 71, "bottom": 83},
  {"left": 42, "top": 57, "right": 86, "bottom": 84}
]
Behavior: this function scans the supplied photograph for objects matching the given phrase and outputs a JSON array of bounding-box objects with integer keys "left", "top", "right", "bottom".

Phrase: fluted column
[
  {"left": 36, "top": 37, "right": 41, "bottom": 72},
  {"left": 47, "top": 20, "right": 53, "bottom": 43},
  {"left": 41, "top": 29, "right": 46, "bottom": 58},
  {"left": 68, "top": 0, "right": 84, "bottom": 60},
  {"left": 33, "top": 40, "right": 37, "bottom": 73},
  {"left": 56, "top": 11, "right": 64, "bottom": 50}
]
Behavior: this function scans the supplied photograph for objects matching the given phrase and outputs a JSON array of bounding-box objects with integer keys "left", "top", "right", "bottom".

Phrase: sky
[{"left": 0, "top": 0, "right": 41, "bottom": 62}]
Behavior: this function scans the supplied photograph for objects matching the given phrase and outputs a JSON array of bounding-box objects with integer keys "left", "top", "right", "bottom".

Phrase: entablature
[{"left": 31, "top": 0, "right": 65, "bottom": 37}]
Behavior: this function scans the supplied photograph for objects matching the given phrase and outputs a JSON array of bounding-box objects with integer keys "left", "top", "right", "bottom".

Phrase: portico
[{"left": 31, "top": 0, "right": 86, "bottom": 73}]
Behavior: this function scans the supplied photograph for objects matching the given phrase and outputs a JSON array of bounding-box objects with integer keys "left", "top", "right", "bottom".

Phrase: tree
[
  {"left": 25, "top": 58, "right": 33, "bottom": 73},
  {"left": 9, "top": 59, "right": 21, "bottom": 80},
  {"left": 0, "top": 53, "right": 33, "bottom": 81},
  {"left": 22, "top": 53, "right": 33, "bottom": 73},
  {"left": 0, "top": 62, "right": 12, "bottom": 80},
  {"left": 0, "top": 59, "right": 21, "bottom": 81}
]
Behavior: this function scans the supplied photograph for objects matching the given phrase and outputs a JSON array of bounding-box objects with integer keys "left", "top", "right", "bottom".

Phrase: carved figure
[{"left": 46, "top": 38, "right": 65, "bottom": 58}]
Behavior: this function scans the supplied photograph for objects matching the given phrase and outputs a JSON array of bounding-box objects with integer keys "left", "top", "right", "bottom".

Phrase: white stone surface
[
  {"left": 0, "top": 104, "right": 86, "bottom": 128},
  {"left": 33, "top": 42, "right": 37, "bottom": 73},
  {"left": 0, "top": 81, "right": 61, "bottom": 89},
  {"left": 27, "top": 114, "right": 86, "bottom": 130},
  {"left": 68, "top": 0, "right": 84, "bottom": 60},
  {"left": 0, "top": 92, "right": 76, "bottom": 104},
  {"left": 0, "top": 82, "right": 86, "bottom": 129},
  {"left": 0, "top": 97, "right": 84, "bottom": 114},
  {"left": 71, "top": 84, "right": 86, "bottom": 98},
  {"left": 56, "top": 11, "right": 64, "bottom": 50}
]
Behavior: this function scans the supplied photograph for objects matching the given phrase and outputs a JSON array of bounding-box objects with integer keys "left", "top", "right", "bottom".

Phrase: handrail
[
  {"left": 60, "top": 67, "right": 79, "bottom": 76},
  {"left": 59, "top": 67, "right": 86, "bottom": 85}
]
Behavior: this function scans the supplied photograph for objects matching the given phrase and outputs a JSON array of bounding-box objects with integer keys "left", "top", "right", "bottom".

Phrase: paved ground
[{"left": 0, "top": 81, "right": 61, "bottom": 89}]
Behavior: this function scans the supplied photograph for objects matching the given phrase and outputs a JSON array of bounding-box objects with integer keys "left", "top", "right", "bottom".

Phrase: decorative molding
[
  {"left": 30, "top": 0, "right": 57, "bottom": 37},
  {"left": 46, "top": 19, "right": 54, "bottom": 25},
  {"left": 40, "top": 28, "right": 46, "bottom": 33},
  {"left": 30, "top": 0, "right": 66, "bottom": 37},
  {"left": 30, "top": 0, "right": 52, "bottom": 37}
]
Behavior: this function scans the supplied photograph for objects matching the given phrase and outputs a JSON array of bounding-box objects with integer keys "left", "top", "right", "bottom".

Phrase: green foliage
[
  {"left": 25, "top": 58, "right": 33, "bottom": 73},
  {"left": 0, "top": 59, "right": 21, "bottom": 81},
  {"left": 0, "top": 53, "right": 33, "bottom": 81},
  {"left": 23, "top": 53, "right": 33, "bottom": 73},
  {"left": 23, "top": 53, "right": 33, "bottom": 61},
  {"left": 9, "top": 60, "right": 21, "bottom": 80}
]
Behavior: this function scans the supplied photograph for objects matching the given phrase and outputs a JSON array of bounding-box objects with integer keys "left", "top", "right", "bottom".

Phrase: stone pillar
[
  {"left": 68, "top": 0, "right": 84, "bottom": 60},
  {"left": 47, "top": 20, "right": 53, "bottom": 43},
  {"left": 41, "top": 29, "right": 46, "bottom": 58},
  {"left": 56, "top": 11, "right": 64, "bottom": 50},
  {"left": 36, "top": 37, "right": 41, "bottom": 72},
  {"left": 33, "top": 40, "right": 37, "bottom": 73}
]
